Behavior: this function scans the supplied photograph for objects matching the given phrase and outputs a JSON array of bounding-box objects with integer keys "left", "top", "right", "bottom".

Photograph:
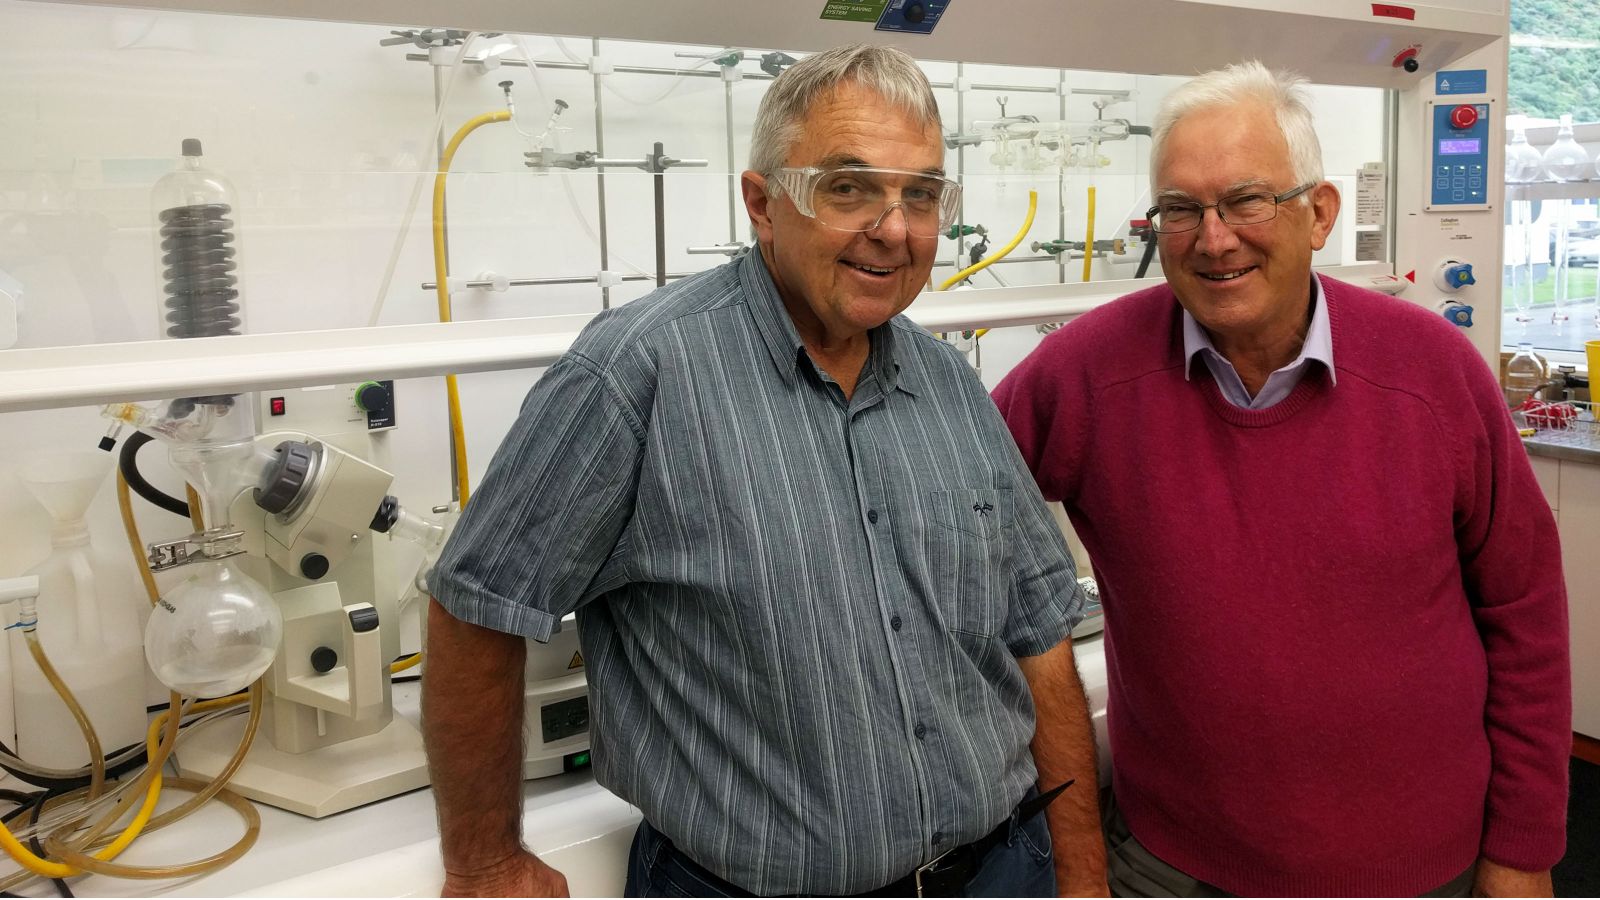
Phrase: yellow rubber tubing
[
  {"left": 939, "top": 190, "right": 1037, "bottom": 293},
  {"left": 1082, "top": 185, "right": 1096, "bottom": 283},
  {"left": 942, "top": 190, "right": 1038, "bottom": 340},
  {"left": 433, "top": 110, "right": 511, "bottom": 508}
]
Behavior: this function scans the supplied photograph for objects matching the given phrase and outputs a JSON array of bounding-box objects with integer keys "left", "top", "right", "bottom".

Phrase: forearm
[
  {"left": 1018, "top": 640, "right": 1106, "bottom": 895},
  {"left": 423, "top": 597, "right": 532, "bottom": 873}
]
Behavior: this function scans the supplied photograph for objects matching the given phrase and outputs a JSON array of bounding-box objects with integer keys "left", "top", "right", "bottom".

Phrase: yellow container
[{"left": 1588, "top": 342, "right": 1600, "bottom": 392}]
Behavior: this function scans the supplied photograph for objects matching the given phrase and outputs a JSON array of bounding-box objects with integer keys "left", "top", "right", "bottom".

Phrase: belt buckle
[{"left": 913, "top": 846, "right": 956, "bottom": 899}]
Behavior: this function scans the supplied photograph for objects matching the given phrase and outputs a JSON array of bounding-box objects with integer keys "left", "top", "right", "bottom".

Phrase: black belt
[
  {"left": 648, "top": 780, "right": 1072, "bottom": 898},
  {"left": 861, "top": 779, "right": 1072, "bottom": 898}
]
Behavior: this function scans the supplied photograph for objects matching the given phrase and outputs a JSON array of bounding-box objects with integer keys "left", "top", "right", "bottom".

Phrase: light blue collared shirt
[{"left": 1182, "top": 276, "right": 1336, "bottom": 410}]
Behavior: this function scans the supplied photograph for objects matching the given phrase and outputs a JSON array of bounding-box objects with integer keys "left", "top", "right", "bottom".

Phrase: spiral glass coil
[{"left": 158, "top": 202, "right": 240, "bottom": 339}]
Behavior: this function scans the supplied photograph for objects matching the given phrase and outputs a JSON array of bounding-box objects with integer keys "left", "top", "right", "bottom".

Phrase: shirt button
[
  {"left": 914, "top": 722, "right": 926, "bottom": 740},
  {"left": 932, "top": 831, "right": 945, "bottom": 845},
  {"left": 867, "top": 509, "right": 879, "bottom": 524},
  {"left": 890, "top": 615, "right": 902, "bottom": 631}
]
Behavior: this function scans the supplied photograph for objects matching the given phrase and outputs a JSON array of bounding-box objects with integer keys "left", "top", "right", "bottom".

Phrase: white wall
[{"left": 0, "top": 0, "right": 1387, "bottom": 708}]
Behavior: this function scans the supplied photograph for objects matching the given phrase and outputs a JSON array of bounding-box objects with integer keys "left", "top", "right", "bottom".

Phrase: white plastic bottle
[
  {"left": 9, "top": 451, "right": 146, "bottom": 767},
  {"left": 1504, "top": 342, "right": 1548, "bottom": 409}
]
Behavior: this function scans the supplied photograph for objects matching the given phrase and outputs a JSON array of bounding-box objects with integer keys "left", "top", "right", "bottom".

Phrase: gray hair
[
  {"left": 748, "top": 44, "right": 941, "bottom": 181},
  {"left": 1150, "top": 60, "right": 1324, "bottom": 198}
]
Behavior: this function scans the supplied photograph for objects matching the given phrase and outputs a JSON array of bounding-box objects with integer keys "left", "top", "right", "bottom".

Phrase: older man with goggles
[{"left": 423, "top": 42, "right": 1106, "bottom": 899}]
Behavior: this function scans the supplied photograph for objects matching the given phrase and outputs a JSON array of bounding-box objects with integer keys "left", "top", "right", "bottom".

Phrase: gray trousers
[{"left": 1102, "top": 789, "right": 1475, "bottom": 898}]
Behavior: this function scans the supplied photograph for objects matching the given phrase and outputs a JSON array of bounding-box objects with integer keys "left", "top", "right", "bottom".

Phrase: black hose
[
  {"left": 118, "top": 431, "right": 190, "bottom": 518},
  {"left": 0, "top": 736, "right": 149, "bottom": 793},
  {"left": 1135, "top": 234, "right": 1158, "bottom": 279}
]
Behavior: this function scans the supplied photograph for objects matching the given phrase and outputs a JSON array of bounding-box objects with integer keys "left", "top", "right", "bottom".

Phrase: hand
[
  {"left": 442, "top": 850, "right": 570, "bottom": 898},
  {"left": 1472, "top": 858, "right": 1552, "bottom": 898}
]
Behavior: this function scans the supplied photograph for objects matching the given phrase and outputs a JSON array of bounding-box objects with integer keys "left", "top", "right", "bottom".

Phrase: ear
[
  {"left": 1306, "top": 181, "right": 1341, "bottom": 252},
  {"left": 741, "top": 171, "right": 776, "bottom": 246}
]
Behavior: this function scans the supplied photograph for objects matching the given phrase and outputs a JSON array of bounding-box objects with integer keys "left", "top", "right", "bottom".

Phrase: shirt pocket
[{"left": 925, "top": 488, "right": 1014, "bottom": 638}]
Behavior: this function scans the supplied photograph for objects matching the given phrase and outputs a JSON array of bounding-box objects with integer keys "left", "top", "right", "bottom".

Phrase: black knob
[
  {"left": 370, "top": 495, "right": 400, "bottom": 534},
  {"left": 1403, "top": 57, "right": 1419, "bottom": 73},
  {"left": 355, "top": 381, "right": 390, "bottom": 413},
  {"left": 254, "top": 441, "right": 315, "bottom": 514},
  {"left": 310, "top": 646, "right": 338, "bottom": 673},
  {"left": 300, "top": 552, "right": 330, "bottom": 580},
  {"left": 904, "top": 1, "right": 926, "bottom": 22}
]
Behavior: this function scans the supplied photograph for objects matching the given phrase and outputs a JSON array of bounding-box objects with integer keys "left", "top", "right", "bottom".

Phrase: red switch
[
  {"left": 1450, "top": 104, "right": 1479, "bottom": 130},
  {"left": 269, "top": 396, "right": 286, "bottom": 416}
]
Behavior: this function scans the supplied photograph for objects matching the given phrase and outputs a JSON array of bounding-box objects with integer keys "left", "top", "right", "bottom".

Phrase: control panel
[
  {"left": 262, "top": 380, "right": 397, "bottom": 434},
  {"left": 1427, "top": 101, "right": 1491, "bottom": 210}
]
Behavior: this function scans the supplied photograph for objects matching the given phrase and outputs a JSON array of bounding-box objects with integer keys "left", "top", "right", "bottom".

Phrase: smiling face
[
  {"left": 741, "top": 81, "right": 943, "bottom": 349},
  {"left": 1154, "top": 101, "right": 1339, "bottom": 350}
]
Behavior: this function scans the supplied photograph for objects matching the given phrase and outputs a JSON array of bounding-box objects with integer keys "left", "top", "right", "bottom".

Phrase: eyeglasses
[
  {"left": 769, "top": 166, "right": 962, "bottom": 239},
  {"left": 1145, "top": 183, "right": 1315, "bottom": 234}
]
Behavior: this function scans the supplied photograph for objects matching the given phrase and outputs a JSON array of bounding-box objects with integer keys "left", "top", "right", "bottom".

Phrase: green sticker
[{"left": 820, "top": 0, "right": 889, "bottom": 22}]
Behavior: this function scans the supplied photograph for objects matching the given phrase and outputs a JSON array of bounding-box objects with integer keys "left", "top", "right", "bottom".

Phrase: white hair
[
  {"left": 748, "top": 44, "right": 941, "bottom": 182},
  {"left": 1150, "top": 60, "right": 1324, "bottom": 198}
]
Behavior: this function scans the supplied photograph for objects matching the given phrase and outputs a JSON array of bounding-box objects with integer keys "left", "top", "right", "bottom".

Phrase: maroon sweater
[{"left": 994, "top": 276, "right": 1570, "bottom": 896}]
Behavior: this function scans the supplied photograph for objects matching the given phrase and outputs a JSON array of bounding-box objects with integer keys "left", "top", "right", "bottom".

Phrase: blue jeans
[{"left": 624, "top": 813, "right": 1057, "bottom": 897}]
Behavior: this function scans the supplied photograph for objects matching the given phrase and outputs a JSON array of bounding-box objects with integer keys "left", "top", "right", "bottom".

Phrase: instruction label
[
  {"left": 820, "top": 0, "right": 888, "bottom": 21},
  {"left": 1356, "top": 231, "right": 1383, "bottom": 262},
  {"left": 1356, "top": 162, "right": 1386, "bottom": 227}
]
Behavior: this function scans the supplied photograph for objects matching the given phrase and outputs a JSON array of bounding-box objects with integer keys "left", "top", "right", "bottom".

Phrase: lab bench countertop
[{"left": 43, "top": 634, "right": 1110, "bottom": 898}]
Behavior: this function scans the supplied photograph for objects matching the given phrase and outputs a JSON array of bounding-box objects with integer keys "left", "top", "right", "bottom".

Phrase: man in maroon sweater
[{"left": 993, "top": 61, "right": 1571, "bottom": 897}]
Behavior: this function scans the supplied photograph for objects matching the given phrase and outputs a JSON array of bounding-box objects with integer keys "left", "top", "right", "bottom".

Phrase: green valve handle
[{"left": 945, "top": 224, "right": 984, "bottom": 240}]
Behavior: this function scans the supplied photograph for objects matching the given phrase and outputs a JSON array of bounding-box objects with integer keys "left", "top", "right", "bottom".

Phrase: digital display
[{"left": 1439, "top": 139, "right": 1481, "bottom": 155}]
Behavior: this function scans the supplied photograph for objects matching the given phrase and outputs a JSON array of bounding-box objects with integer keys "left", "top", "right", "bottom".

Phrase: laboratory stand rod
[{"left": 594, "top": 37, "right": 612, "bottom": 309}]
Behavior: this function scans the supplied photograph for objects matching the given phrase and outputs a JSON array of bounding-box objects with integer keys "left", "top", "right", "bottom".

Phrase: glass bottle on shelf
[
  {"left": 1541, "top": 114, "right": 1590, "bottom": 182},
  {"left": 1506, "top": 115, "right": 1543, "bottom": 183},
  {"left": 1505, "top": 342, "right": 1548, "bottom": 409}
]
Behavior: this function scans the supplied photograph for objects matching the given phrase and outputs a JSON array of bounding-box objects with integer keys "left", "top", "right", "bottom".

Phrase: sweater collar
[{"left": 1181, "top": 274, "right": 1337, "bottom": 408}]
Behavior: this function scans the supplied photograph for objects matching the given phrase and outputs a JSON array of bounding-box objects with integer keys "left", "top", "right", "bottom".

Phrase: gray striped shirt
[{"left": 431, "top": 248, "right": 1083, "bottom": 895}]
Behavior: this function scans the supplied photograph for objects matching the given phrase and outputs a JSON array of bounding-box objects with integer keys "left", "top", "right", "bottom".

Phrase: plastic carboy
[
  {"left": 8, "top": 451, "right": 147, "bottom": 767},
  {"left": 1505, "top": 342, "right": 1548, "bottom": 408}
]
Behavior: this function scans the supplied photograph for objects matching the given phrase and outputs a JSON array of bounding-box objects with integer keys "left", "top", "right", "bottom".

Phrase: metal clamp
[{"left": 147, "top": 529, "right": 246, "bottom": 572}]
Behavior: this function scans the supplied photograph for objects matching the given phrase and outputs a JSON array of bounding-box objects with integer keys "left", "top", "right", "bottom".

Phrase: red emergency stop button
[{"left": 1450, "top": 104, "right": 1479, "bottom": 130}]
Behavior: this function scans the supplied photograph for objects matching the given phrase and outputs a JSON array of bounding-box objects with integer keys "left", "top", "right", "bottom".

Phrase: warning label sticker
[{"left": 568, "top": 652, "right": 584, "bottom": 670}]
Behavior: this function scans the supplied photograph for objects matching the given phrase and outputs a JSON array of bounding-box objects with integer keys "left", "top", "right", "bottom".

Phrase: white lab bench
[{"left": 46, "top": 637, "right": 1110, "bottom": 898}]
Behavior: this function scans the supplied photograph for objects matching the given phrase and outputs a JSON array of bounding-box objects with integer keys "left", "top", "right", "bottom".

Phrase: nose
[
  {"left": 865, "top": 201, "right": 912, "bottom": 242},
  {"left": 1191, "top": 206, "right": 1240, "bottom": 257}
]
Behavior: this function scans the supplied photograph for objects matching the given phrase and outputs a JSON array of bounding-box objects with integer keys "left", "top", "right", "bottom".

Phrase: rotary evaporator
[{"left": 107, "top": 138, "right": 589, "bottom": 817}]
